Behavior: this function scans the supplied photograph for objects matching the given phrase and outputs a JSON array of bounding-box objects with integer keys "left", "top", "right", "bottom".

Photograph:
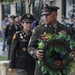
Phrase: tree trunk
[{"left": 21, "top": 0, "right": 23, "bottom": 16}]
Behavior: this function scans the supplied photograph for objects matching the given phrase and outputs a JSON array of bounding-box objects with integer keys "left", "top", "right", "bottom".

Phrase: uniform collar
[
  {"left": 49, "top": 22, "right": 57, "bottom": 29},
  {"left": 23, "top": 29, "right": 31, "bottom": 35}
]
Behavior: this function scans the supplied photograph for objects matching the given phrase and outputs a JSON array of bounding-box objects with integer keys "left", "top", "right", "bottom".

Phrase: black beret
[
  {"left": 20, "top": 13, "right": 35, "bottom": 22},
  {"left": 41, "top": 4, "right": 60, "bottom": 15},
  {"left": 61, "top": 15, "right": 65, "bottom": 18},
  {"left": 15, "top": 14, "right": 19, "bottom": 18},
  {"left": 70, "top": 14, "right": 74, "bottom": 18},
  {"left": 10, "top": 15, "right": 16, "bottom": 19}
]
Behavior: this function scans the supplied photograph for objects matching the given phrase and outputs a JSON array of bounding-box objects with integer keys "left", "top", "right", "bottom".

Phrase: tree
[
  {"left": 3, "top": 0, "right": 14, "bottom": 3},
  {"left": 2, "top": 0, "right": 25, "bottom": 16}
]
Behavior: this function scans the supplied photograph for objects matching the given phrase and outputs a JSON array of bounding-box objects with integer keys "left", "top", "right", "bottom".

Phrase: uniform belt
[
  {"left": 17, "top": 56, "right": 27, "bottom": 58},
  {"left": 18, "top": 47, "right": 27, "bottom": 51}
]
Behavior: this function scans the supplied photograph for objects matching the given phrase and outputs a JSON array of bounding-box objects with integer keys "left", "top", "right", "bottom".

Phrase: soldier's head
[
  {"left": 61, "top": 15, "right": 65, "bottom": 22},
  {"left": 20, "top": 13, "right": 35, "bottom": 31},
  {"left": 69, "top": 14, "right": 74, "bottom": 22},
  {"left": 41, "top": 4, "right": 59, "bottom": 25},
  {"left": 15, "top": 14, "right": 20, "bottom": 22},
  {"left": 4, "top": 15, "right": 8, "bottom": 20},
  {"left": 10, "top": 15, "right": 16, "bottom": 23}
]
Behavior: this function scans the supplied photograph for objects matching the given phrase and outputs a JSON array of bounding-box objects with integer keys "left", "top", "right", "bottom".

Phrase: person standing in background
[
  {"left": 1, "top": 15, "right": 10, "bottom": 51},
  {"left": 31, "top": 19, "right": 39, "bottom": 30},
  {"left": 68, "top": 15, "right": 75, "bottom": 26},
  {"left": 15, "top": 15, "right": 23, "bottom": 30},
  {"left": 67, "top": 15, "right": 75, "bottom": 40},
  {"left": 59, "top": 15, "right": 68, "bottom": 26},
  {"left": 9, "top": 13, "right": 35, "bottom": 75},
  {"left": 5, "top": 15, "right": 20, "bottom": 59}
]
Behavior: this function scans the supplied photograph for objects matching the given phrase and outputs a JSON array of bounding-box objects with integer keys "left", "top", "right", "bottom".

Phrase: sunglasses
[{"left": 25, "top": 22, "right": 32, "bottom": 24}]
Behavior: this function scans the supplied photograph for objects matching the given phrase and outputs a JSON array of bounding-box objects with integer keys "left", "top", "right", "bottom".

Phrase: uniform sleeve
[
  {"left": 9, "top": 34, "right": 18, "bottom": 69},
  {"left": 64, "top": 25, "right": 73, "bottom": 38},
  {"left": 28, "top": 28, "right": 38, "bottom": 59}
]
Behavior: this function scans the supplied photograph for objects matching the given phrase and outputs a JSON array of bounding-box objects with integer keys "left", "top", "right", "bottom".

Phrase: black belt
[{"left": 18, "top": 47, "right": 27, "bottom": 51}]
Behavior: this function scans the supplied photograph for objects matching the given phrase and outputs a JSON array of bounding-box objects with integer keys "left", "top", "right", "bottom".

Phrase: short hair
[{"left": 4, "top": 15, "right": 8, "bottom": 18}]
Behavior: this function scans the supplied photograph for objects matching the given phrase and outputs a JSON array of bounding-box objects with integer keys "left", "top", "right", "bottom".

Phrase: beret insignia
[{"left": 27, "top": 14, "right": 30, "bottom": 18}]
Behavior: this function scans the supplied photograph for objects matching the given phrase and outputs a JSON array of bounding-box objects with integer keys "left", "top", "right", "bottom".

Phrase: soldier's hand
[
  {"left": 36, "top": 50, "right": 43, "bottom": 59},
  {"left": 9, "top": 68, "right": 14, "bottom": 73}
]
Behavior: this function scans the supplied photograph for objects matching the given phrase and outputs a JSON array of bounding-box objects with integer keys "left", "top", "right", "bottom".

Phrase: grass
[
  {"left": 0, "top": 55, "right": 7, "bottom": 61},
  {"left": 0, "top": 37, "right": 2, "bottom": 42},
  {"left": 0, "top": 37, "right": 7, "bottom": 61}
]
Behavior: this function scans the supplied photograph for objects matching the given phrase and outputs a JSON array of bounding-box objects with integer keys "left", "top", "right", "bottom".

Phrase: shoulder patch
[{"left": 13, "top": 34, "right": 16, "bottom": 39}]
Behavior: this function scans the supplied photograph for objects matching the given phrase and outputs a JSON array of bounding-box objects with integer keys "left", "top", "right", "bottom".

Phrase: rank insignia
[
  {"left": 13, "top": 34, "right": 16, "bottom": 39},
  {"left": 20, "top": 33, "right": 22, "bottom": 36},
  {"left": 30, "top": 51, "right": 33, "bottom": 55},
  {"left": 24, "top": 35, "right": 26, "bottom": 37},
  {"left": 45, "top": 25, "right": 47, "bottom": 27},
  {"left": 44, "top": 32, "right": 46, "bottom": 35},
  {"left": 20, "top": 35, "right": 23, "bottom": 39},
  {"left": 23, "top": 47, "right": 26, "bottom": 51}
]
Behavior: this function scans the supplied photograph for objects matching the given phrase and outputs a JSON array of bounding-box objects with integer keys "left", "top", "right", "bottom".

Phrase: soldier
[
  {"left": 67, "top": 15, "right": 75, "bottom": 40},
  {"left": 59, "top": 15, "right": 68, "bottom": 26},
  {"left": 9, "top": 13, "right": 35, "bottom": 75},
  {"left": 28, "top": 4, "right": 72, "bottom": 75},
  {"left": 5, "top": 15, "right": 20, "bottom": 59},
  {"left": 15, "top": 15, "right": 23, "bottom": 30},
  {"left": 1, "top": 15, "right": 10, "bottom": 51}
]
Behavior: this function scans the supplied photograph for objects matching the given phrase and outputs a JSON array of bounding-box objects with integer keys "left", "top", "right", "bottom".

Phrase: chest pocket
[{"left": 20, "top": 39, "right": 28, "bottom": 47}]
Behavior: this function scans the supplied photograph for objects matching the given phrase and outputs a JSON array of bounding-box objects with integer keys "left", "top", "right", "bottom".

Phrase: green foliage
[
  {"left": 37, "top": 32, "right": 75, "bottom": 75},
  {"left": 0, "top": 55, "right": 7, "bottom": 61},
  {"left": 0, "top": 37, "right": 2, "bottom": 42},
  {"left": 3, "top": 0, "right": 14, "bottom": 3},
  {"left": 38, "top": 40, "right": 44, "bottom": 49}
]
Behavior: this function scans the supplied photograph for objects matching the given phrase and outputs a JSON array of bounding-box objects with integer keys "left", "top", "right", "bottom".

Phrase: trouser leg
[
  {"left": 16, "top": 69, "right": 28, "bottom": 75},
  {"left": 34, "top": 63, "right": 42, "bottom": 75},
  {"left": 28, "top": 69, "right": 34, "bottom": 75},
  {"left": 7, "top": 45, "right": 11, "bottom": 60},
  {"left": 16, "top": 69, "right": 35, "bottom": 75},
  {"left": 2, "top": 32, "right": 6, "bottom": 51}
]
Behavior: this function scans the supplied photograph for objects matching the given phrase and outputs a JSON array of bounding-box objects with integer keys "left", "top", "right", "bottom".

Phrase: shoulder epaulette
[{"left": 36, "top": 24, "right": 44, "bottom": 28}]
